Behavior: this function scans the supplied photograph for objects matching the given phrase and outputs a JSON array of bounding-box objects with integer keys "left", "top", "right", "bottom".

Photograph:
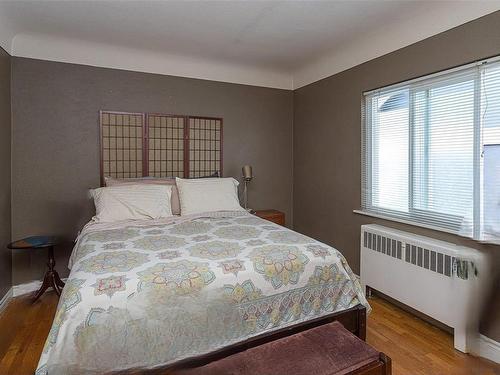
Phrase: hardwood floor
[
  {"left": 366, "top": 296, "right": 499, "bottom": 375},
  {"left": 0, "top": 291, "right": 58, "bottom": 374},
  {"left": 0, "top": 291, "right": 498, "bottom": 374}
]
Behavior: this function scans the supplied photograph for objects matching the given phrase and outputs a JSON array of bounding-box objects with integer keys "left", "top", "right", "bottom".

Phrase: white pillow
[
  {"left": 104, "top": 176, "right": 181, "bottom": 216},
  {"left": 175, "top": 177, "right": 245, "bottom": 215},
  {"left": 90, "top": 184, "right": 173, "bottom": 222}
]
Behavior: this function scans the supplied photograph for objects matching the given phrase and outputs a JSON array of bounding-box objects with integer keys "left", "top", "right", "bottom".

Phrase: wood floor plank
[
  {"left": 0, "top": 292, "right": 498, "bottom": 374},
  {"left": 0, "top": 292, "right": 58, "bottom": 375},
  {"left": 366, "top": 296, "right": 500, "bottom": 375}
]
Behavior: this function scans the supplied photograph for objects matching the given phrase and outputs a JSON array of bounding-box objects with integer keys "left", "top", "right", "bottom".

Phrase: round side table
[{"left": 8, "top": 236, "right": 65, "bottom": 301}]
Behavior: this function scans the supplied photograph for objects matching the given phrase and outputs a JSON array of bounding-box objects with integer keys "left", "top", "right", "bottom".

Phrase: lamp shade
[{"left": 242, "top": 165, "right": 253, "bottom": 180}]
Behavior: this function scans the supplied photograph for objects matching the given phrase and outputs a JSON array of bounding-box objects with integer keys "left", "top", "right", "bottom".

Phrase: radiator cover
[{"left": 360, "top": 224, "right": 490, "bottom": 353}]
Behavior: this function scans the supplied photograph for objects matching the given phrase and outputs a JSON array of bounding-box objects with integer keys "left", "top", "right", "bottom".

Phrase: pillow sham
[
  {"left": 104, "top": 176, "right": 181, "bottom": 215},
  {"left": 91, "top": 184, "right": 173, "bottom": 223},
  {"left": 175, "top": 177, "right": 244, "bottom": 215}
]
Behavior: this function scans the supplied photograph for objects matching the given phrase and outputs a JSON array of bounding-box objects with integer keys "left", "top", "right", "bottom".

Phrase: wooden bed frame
[{"left": 122, "top": 304, "right": 366, "bottom": 374}]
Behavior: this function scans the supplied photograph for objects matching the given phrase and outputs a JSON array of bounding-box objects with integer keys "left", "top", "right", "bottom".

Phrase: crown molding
[
  {"left": 0, "top": 12, "right": 13, "bottom": 54},
  {"left": 292, "top": 6, "right": 500, "bottom": 89},
  {"left": 6, "top": 6, "right": 500, "bottom": 90},
  {"left": 12, "top": 33, "right": 293, "bottom": 90}
]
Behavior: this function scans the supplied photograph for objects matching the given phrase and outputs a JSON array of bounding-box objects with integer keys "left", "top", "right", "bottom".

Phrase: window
[
  {"left": 362, "top": 58, "right": 500, "bottom": 242},
  {"left": 100, "top": 111, "right": 223, "bottom": 184}
]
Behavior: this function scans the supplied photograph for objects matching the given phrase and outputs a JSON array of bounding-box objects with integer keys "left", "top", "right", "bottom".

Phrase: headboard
[{"left": 99, "top": 111, "right": 223, "bottom": 185}]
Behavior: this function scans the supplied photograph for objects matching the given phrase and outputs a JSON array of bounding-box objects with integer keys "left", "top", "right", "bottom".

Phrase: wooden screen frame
[
  {"left": 99, "top": 110, "right": 223, "bottom": 185},
  {"left": 187, "top": 115, "right": 224, "bottom": 179},
  {"left": 145, "top": 113, "right": 186, "bottom": 179},
  {"left": 99, "top": 110, "right": 147, "bottom": 186}
]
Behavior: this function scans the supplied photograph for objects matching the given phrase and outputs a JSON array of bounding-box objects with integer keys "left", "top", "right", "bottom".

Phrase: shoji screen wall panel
[
  {"left": 147, "top": 114, "right": 185, "bottom": 178},
  {"left": 100, "top": 111, "right": 145, "bottom": 183},
  {"left": 188, "top": 117, "right": 223, "bottom": 178},
  {"left": 99, "top": 111, "right": 223, "bottom": 184}
]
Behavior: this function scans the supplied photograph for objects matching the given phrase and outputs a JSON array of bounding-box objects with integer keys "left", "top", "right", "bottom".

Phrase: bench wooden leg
[
  {"left": 380, "top": 352, "right": 392, "bottom": 375},
  {"left": 351, "top": 352, "right": 392, "bottom": 375},
  {"left": 357, "top": 305, "right": 367, "bottom": 341}
]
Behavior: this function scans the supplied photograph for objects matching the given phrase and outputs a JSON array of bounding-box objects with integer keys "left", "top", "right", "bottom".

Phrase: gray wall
[
  {"left": 0, "top": 47, "right": 11, "bottom": 301},
  {"left": 293, "top": 11, "right": 500, "bottom": 340},
  {"left": 11, "top": 58, "right": 293, "bottom": 284}
]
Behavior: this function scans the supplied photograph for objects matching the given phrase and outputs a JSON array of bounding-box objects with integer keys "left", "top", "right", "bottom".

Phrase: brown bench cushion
[{"left": 175, "top": 321, "right": 380, "bottom": 375}]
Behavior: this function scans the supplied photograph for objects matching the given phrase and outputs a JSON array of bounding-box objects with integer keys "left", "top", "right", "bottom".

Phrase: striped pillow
[
  {"left": 91, "top": 184, "right": 173, "bottom": 223},
  {"left": 104, "top": 176, "right": 181, "bottom": 215}
]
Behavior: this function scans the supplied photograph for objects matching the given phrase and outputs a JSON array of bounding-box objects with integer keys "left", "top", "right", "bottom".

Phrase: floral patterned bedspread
[{"left": 36, "top": 211, "right": 369, "bottom": 375}]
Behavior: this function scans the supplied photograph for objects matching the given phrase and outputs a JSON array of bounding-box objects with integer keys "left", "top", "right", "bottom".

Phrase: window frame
[
  {"left": 360, "top": 57, "right": 500, "bottom": 240},
  {"left": 409, "top": 75, "right": 481, "bottom": 232}
]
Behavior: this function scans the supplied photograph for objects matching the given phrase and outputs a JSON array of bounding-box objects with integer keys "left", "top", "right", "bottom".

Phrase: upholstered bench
[{"left": 173, "top": 321, "right": 391, "bottom": 375}]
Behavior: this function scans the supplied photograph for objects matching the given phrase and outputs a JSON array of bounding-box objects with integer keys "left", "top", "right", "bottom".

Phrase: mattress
[{"left": 36, "top": 211, "right": 369, "bottom": 374}]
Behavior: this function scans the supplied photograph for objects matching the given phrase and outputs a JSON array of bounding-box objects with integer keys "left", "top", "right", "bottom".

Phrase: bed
[{"left": 36, "top": 210, "right": 369, "bottom": 374}]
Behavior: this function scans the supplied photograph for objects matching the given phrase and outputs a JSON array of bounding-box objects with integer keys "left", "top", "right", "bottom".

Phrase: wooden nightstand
[{"left": 254, "top": 209, "right": 285, "bottom": 226}]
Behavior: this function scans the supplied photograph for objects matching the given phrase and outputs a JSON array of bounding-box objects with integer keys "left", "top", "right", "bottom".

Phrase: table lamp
[{"left": 242, "top": 165, "right": 253, "bottom": 212}]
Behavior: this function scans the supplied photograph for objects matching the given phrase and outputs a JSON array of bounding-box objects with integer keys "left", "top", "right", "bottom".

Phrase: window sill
[
  {"left": 353, "top": 209, "right": 500, "bottom": 246},
  {"left": 352, "top": 209, "right": 460, "bottom": 236}
]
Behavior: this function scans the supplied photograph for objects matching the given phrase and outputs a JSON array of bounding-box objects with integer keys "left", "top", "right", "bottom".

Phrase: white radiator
[{"left": 360, "top": 224, "right": 490, "bottom": 353}]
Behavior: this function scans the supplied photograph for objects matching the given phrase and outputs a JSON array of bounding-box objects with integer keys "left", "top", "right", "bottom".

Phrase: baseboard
[
  {"left": 13, "top": 279, "right": 43, "bottom": 297},
  {"left": 13, "top": 278, "right": 68, "bottom": 297},
  {"left": 0, "top": 287, "right": 13, "bottom": 313},
  {"left": 473, "top": 335, "right": 500, "bottom": 364},
  {"left": 368, "top": 289, "right": 453, "bottom": 334}
]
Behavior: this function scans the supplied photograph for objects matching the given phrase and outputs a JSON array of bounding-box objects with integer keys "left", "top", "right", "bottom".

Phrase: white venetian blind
[{"left": 362, "top": 57, "right": 500, "bottom": 243}]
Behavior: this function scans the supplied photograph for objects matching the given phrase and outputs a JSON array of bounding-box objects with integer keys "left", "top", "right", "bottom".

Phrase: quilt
[{"left": 36, "top": 211, "right": 369, "bottom": 374}]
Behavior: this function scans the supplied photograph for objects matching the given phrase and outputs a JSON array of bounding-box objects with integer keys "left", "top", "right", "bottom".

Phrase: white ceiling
[{"left": 0, "top": 1, "right": 499, "bottom": 89}]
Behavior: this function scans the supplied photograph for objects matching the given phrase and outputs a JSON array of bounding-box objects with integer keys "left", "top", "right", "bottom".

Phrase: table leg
[
  {"left": 32, "top": 272, "right": 51, "bottom": 301},
  {"left": 53, "top": 270, "right": 65, "bottom": 288},
  {"left": 32, "top": 246, "right": 64, "bottom": 302}
]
